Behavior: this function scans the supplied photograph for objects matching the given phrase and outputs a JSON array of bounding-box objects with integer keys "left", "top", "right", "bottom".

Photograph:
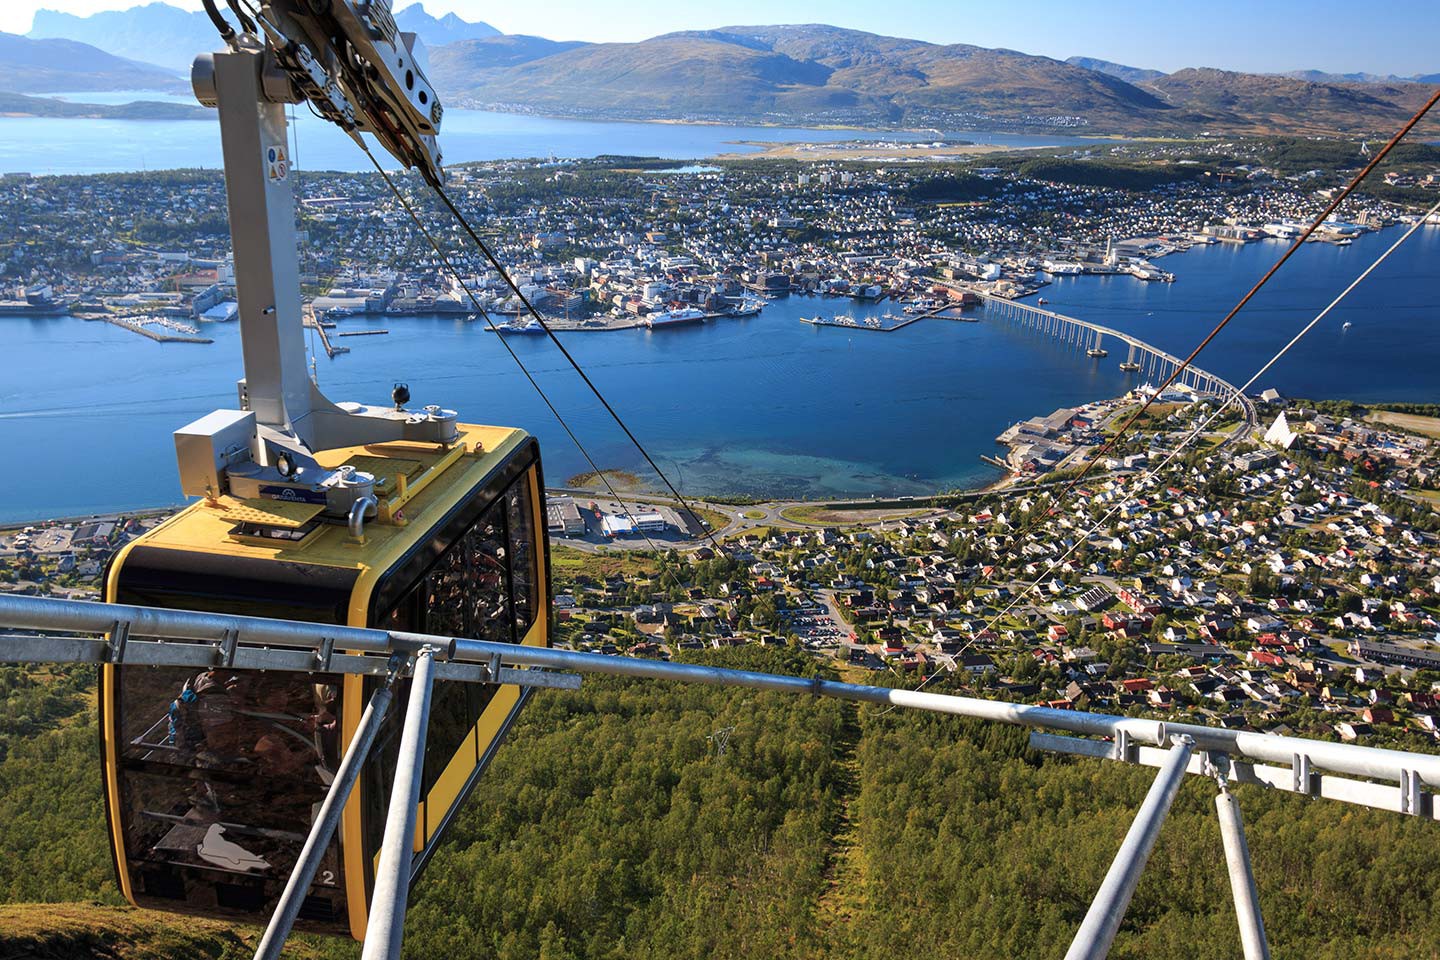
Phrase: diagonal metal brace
[{"left": 1064, "top": 736, "right": 1195, "bottom": 960}]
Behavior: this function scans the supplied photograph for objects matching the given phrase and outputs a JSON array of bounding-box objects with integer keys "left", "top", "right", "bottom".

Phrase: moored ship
[{"left": 645, "top": 306, "right": 706, "bottom": 328}]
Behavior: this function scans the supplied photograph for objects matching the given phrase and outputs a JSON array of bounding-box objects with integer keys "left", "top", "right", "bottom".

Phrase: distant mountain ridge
[
  {"left": 444, "top": 24, "right": 1185, "bottom": 131},
  {"left": 429, "top": 34, "right": 588, "bottom": 82},
  {"left": 27, "top": 2, "right": 222, "bottom": 74},
  {"left": 394, "top": 3, "right": 500, "bottom": 46},
  {"left": 436, "top": 24, "right": 1434, "bottom": 136},
  {"left": 27, "top": 1, "right": 497, "bottom": 72},
  {"left": 1065, "top": 56, "right": 1166, "bottom": 84},
  {"left": 17, "top": 5, "right": 1439, "bottom": 136},
  {"left": 1280, "top": 68, "right": 1440, "bottom": 85},
  {"left": 1141, "top": 67, "right": 1438, "bottom": 134},
  {"left": 0, "top": 31, "right": 184, "bottom": 93}
]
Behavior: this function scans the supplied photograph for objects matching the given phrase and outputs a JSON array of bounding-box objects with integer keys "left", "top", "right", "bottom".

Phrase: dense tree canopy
[{"left": 2, "top": 653, "right": 1439, "bottom": 959}]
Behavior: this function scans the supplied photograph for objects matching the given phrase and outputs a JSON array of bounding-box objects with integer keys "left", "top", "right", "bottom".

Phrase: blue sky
[{"left": 8, "top": 1, "right": 1439, "bottom": 76}]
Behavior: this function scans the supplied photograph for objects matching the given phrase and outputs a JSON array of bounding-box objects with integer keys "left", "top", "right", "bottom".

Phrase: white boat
[
  {"left": 500, "top": 318, "right": 546, "bottom": 334},
  {"left": 1342, "top": 321, "right": 1352, "bottom": 331},
  {"left": 645, "top": 307, "right": 706, "bottom": 328}
]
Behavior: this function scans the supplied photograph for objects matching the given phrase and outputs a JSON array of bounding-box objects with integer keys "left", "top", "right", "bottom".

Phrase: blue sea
[
  {"left": 1, "top": 226, "right": 1436, "bottom": 522},
  {"left": 0, "top": 95, "right": 1104, "bottom": 175}
]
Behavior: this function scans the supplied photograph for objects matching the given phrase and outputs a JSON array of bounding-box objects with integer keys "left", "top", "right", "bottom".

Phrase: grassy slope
[
  {"left": 4, "top": 658, "right": 1440, "bottom": 958},
  {"left": 0, "top": 904, "right": 336, "bottom": 960}
]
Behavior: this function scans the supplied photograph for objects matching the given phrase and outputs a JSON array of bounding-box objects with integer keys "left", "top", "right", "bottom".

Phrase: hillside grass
[
  {"left": 0, "top": 904, "right": 338, "bottom": 960},
  {"left": 4, "top": 655, "right": 1440, "bottom": 958}
]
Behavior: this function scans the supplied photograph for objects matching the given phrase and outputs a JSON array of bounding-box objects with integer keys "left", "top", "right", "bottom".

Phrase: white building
[{"left": 1264, "top": 412, "right": 1299, "bottom": 450}]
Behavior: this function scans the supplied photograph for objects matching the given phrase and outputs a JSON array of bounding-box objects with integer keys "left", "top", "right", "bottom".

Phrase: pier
[
  {"left": 303, "top": 305, "right": 349, "bottom": 357},
  {"left": 87, "top": 315, "right": 212, "bottom": 344},
  {"left": 800, "top": 313, "right": 919, "bottom": 332},
  {"left": 799, "top": 304, "right": 967, "bottom": 332}
]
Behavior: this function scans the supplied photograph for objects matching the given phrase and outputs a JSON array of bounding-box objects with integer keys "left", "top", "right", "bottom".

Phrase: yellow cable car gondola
[
  {"left": 94, "top": 2, "right": 553, "bottom": 939},
  {"left": 101, "top": 426, "right": 550, "bottom": 938}
]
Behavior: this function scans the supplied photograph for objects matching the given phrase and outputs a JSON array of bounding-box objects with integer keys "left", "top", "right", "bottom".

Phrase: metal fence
[{"left": 2, "top": 593, "right": 1436, "bottom": 960}]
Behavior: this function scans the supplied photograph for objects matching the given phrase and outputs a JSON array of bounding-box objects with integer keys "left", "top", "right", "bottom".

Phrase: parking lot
[
  {"left": 550, "top": 498, "right": 708, "bottom": 548},
  {"left": 779, "top": 598, "right": 849, "bottom": 649}
]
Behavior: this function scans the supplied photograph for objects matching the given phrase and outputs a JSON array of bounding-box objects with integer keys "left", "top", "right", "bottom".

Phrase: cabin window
[
  {"left": 113, "top": 664, "right": 347, "bottom": 929},
  {"left": 506, "top": 475, "right": 538, "bottom": 639},
  {"left": 362, "top": 468, "right": 537, "bottom": 868}
]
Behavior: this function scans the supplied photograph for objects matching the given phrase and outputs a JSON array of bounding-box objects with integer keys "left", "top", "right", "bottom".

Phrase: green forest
[{"left": 2, "top": 652, "right": 1439, "bottom": 959}]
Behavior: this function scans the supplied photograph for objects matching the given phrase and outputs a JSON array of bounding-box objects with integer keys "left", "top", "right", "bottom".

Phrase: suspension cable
[
  {"left": 902, "top": 194, "right": 1440, "bottom": 701},
  {"left": 360, "top": 146, "right": 667, "bottom": 554},
  {"left": 1045, "top": 86, "right": 1440, "bottom": 512},
  {"left": 901, "top": 85, "right": 1440, "bottom": 690},
  {"left": 421, "top": 174, "right": 727, "bottom": 554}
]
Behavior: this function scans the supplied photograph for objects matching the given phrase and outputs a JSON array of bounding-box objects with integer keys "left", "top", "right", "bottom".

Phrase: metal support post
[
  {"left": 1215, "top": 787, "right": 1271, "bottom": 960},
  {"left": 255, "top": 676, "right": 398, "bottom": 960},
  {"left": 1063, "top": 736, "right": 1194, "bottom": 960},
  {"left": 361, "top": 648, "right": 437, "bottom": 960},
  {"left": 210, "top": 47, "right": 314, "bottom": 440}
]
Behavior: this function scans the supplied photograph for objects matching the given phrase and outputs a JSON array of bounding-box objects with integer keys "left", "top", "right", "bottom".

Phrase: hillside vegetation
[{"left": 3, "top": 654, "right": 1440, "bottom": 958}]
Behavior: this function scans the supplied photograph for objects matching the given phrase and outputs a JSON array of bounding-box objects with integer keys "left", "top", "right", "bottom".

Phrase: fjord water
[
  {"left": 0, "top": 103, "right": 1104, "bottom": 175},
  {"left": 1, "top": 226, "right": 1436, "bottom": 522}
]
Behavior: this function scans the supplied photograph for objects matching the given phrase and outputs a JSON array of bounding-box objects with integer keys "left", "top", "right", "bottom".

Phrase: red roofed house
[{"left": 1247, "top": 650, "right": 1285, "bottom": 668}]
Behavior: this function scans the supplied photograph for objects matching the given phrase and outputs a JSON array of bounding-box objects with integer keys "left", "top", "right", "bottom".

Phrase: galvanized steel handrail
[{"left": 3, "top": 594, "right": 1438, "bottom": 790}]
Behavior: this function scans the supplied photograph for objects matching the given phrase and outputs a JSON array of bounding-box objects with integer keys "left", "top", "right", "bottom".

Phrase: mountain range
[
  {"left": 13, "top": 4, "right": 1440, "bottom": 137},
  {"left": 1064, "top": 56, "right": 1166, "bottom": 85},
  {"left": 431, "top": 25, "right": 1187, "bottom": 130},
  {"left": 27, "top": 2, "right": 222, "bottom": 74},
  {"left": 394, "top": 3, "right": 500, "bottom": 46},
  {"left": 0, "top": 30, "right": 184, "bottom": 93},
  {"left": 428, "top": 24, "right": 1436, "bottom": 136},
  {"left": 25, "top": 2, "right": 499, "bottom": 73}
]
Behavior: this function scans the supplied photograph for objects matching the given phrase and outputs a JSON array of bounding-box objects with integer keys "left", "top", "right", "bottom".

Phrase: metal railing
[{"left": 3, "top": 593, "right": 1437, "bottom": 960}]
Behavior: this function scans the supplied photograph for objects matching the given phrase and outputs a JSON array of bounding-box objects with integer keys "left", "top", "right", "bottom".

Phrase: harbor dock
[
  {"left": 799, "top": 303, "right": 966, "bottom": 332},
  {"left": 303, "top": 305, "right": 349, "bottom": 357},
  {"left": 85, "top": 314, "right": 212, "bottom": 344}
]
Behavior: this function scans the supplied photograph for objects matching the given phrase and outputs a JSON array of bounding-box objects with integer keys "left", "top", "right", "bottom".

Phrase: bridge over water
[{"left": 970, "top": 292, "right": 1238, "bottom": 397}]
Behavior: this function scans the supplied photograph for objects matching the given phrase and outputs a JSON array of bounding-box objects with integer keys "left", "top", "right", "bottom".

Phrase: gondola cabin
[{"left": 101, "top": 424, "right": 550, "bottom": 939}]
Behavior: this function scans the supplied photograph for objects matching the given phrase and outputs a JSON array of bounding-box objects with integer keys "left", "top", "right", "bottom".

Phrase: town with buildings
[
  {"left": 2, "top": 138, "right": 1436, "bottom": 339},
  {"left": 4, "top": 138, "right": 1439, "bottom": 753},
  {"left": 6, "top": 394, "right": 1439, "bottom": 753}
]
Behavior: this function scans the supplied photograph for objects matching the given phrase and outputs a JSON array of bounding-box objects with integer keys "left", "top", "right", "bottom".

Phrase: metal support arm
[
  {"left": 1064, "top": 736, "right": 1195, "bottom": 960},
  {"left": 361, "top": 648, "right": 437, "bottom": 960},
  {"left": 3, "top": 594, "right": 1440, "bottom": 793},
  {"left": 1216, "top": 787, "right": 1271, "bottom": 960},
  {"left": 180, "top": 44, "right": 457, "bottom": 505}
]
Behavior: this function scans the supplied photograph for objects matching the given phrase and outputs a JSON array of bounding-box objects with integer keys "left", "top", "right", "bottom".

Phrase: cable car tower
[{"left": 100, "top": 1, "right": 555, "bottom": 954}]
